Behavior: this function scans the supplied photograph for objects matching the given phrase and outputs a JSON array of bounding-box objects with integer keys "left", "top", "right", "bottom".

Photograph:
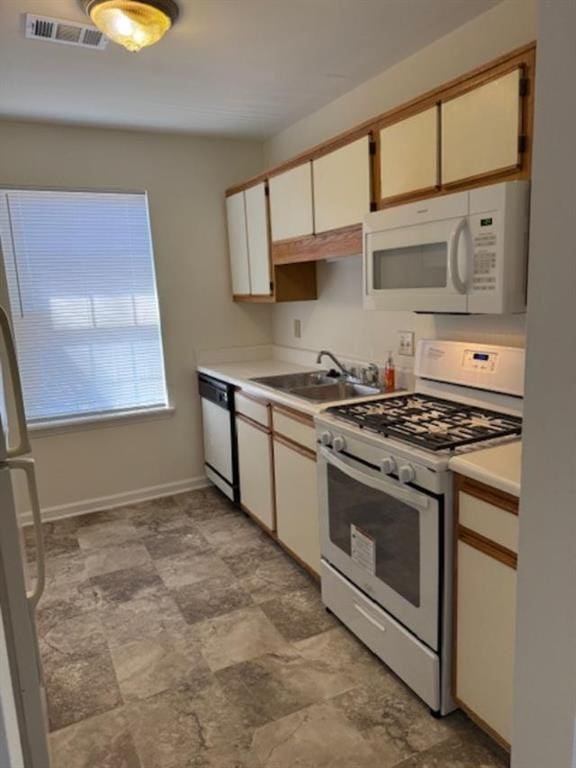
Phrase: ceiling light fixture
[{"left": 83, "top": 0, "right": 179, "bottom": 52}]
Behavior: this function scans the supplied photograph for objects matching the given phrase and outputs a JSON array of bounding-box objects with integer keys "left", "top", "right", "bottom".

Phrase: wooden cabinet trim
[
  {"left": 272, "top": 403, "right": 315, "bottom": 427},
  {"left": 458, "top": 526, "right": 518, "bottom": 570},
  {"left": 454, "top": 699, "right": 511, "bottom": 752},
  {"left": 275, "top": 537, "right": 320, "bottom": 580},
  {"left": 241, "top": 503, "right": 275, "bottom": 535},
  {"left": 233, "top": 293, "right": 275, "bottom": 303},
  {"left": 271, "top": 223, "right": 362, "bottom": 265},
  {"left": 439, "top": 60, "right": 526, "bottom": 107},
  {"left": 453, "top": 471, "right": 518, "bottom": 750},
  {"left": 455, "top": 474, "right": 519, "bottom": 516},
  {"left": 266, "top": 130, "right": 373, "bottom": 182},
  {"left": 225, "top": 42, "right": 535, "bottom": 199},
  {"left": 236, "top": 411, "right": 271, "bottom": 435},
  {"left": 273, "top": 432, "right": 316, "bottom": 462}
]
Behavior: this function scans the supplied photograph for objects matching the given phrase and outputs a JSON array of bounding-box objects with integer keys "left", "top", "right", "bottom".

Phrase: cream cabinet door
[
  {"left": 442, "top": 68, "right": 522, "bottom": 185},
  {"left": 269, "top": 163, "right": 314, "bottom": 242},
  {"left": 244, "top": 183, "right": 272, "bottom": 296},
  {"left": 456, "top": 540, "right": 516, "bottom": 745},
  {"left": 236, "top": 416, "right": 275, "bottom": 531},
  {"left": 312, "top": 136, "right": 371, "bottom": 233},
  {"left": 226, "top": 191, "right": 250, "bottom": 295},
  {"left": 274, "top": 440, "right": 320, "bottom": 573},
  {"left": 379, "top": 107, "right": 438, "bottom": 200}
]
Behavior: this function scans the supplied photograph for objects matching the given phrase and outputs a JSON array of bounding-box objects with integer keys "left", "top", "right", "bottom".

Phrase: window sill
[{"left": 29, "top": 405, "right": 175, "bottom": 437}]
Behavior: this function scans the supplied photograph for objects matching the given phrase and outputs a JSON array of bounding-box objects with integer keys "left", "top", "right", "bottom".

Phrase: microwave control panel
[{"left": 471, "top": 215, "right": 498, "bottom": 292}]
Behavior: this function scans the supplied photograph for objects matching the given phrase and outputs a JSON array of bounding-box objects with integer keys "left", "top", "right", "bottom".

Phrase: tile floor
[{"left": 26, "top": 487, "right": 510, "bottom": 768}]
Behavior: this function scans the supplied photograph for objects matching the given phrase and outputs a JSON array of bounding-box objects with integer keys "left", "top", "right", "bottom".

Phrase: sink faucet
[{"left": 316, "top": 350, "right": 351, "bottom": 378}]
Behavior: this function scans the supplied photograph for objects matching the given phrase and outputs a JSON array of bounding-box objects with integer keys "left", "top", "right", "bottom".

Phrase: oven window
[
  {"left": 373, "top": 242, "right": 447, "bottom": 289},
  {"left": 327, "top": 464, "right": 420, "bottom": 606}
]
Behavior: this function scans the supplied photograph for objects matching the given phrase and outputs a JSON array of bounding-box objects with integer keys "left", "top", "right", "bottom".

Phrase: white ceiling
[{"left": 0, "top": 0, "right": 499, "bottom": 138}]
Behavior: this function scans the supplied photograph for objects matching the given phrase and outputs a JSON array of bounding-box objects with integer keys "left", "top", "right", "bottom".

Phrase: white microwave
[{"left": 363, "top": 181, "right": 530, "bottom": 314}]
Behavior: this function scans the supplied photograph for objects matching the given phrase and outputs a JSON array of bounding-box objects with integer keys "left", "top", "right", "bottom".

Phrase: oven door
[
  {"left": 364, "top": 216, "right": 472, "bottom": 313},
  {"left": 318, "top": 446, "right": 441, "bottom": 650}
]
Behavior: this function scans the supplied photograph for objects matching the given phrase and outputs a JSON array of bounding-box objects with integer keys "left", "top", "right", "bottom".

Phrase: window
[{"left": 0, "top": 189, "right": 169, "bottom": 425}]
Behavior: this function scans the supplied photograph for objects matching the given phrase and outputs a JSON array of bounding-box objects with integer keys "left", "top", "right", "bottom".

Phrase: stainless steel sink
[
  {"left": 288, "top": 382, "right": 381, "bottom": 402},
  {"left": 250, "top": 371, "right": 382, "bottom": 402},
  {"left": 251, "top": 371, "right": 335, "bottom": 390}
]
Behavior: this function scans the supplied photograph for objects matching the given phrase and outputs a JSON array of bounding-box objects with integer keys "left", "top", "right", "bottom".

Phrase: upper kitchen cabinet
[
  {"left": 312, "top": 135, "right": 371, "bottom": 234},
  {"left": 244, "top": 183, "right": 271, "bottom": 296},
  {"left": 226, "top": 183, "right": 317, "bottom": 303},
  {"left": 225, "top": 191, "right": 251, "bottom": 296},
  {"left": 225, "top": 43, "right": 535, "bottom": 282},
  {"left": 269, "top": 163, "right": 314, "bottom": 242},
  {"left": 377, "top": 106, "right": 438, "bottom": 204},
  {"left": 441, "top": 67, "right": 525, "bottom": 186}
]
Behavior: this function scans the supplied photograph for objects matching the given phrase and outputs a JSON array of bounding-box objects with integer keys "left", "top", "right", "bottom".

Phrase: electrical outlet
[
  {"left": 293, "top": 319, "right": 302, "bottom": 339},
  {"left": 398, "top": 331, "right": 415, "bottom": 356}
]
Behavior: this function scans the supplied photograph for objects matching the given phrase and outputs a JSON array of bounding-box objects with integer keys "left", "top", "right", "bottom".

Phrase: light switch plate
[{"left": 398, "top": 331, "right": 415, "bottom": 356}]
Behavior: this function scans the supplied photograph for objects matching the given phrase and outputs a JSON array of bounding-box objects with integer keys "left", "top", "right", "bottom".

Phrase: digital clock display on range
[{"left": 473, "top": 353, "right": 490, "bottom": 361}]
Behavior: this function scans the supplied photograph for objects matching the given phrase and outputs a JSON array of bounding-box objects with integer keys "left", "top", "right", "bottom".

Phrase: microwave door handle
[
  {"left": 319, "top": 446, "right": 429, "bottom": 511},
  {"left": 7, "top": 458, "right": 45, "bottom": 611},
  {"left": 0, "top": 307, "right": 30, "bottom": 458},
  {"left": 448, "top": 218, "right": 469, "bottom": 295}
]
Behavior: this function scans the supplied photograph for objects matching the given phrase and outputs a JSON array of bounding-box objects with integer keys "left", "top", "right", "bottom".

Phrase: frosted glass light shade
[{"left": 86, "top": 0, "right": 178, "bottom": 52}]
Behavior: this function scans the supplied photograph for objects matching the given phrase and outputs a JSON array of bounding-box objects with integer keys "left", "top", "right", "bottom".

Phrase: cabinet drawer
[
  {"left": 235, "top": 391, "right": 270, "bottom": 428},
  {"left": 459, "top": 492, "right": 518, "bottom": 553},
  {"left": 322, "top": 560, "right": 440, "bottom": 711},
  {"left": 272, "top": 408, "right": 316, "bottom": 452},
  {"left": 456, "top": 540, "right": 516, "bottom": 745}
]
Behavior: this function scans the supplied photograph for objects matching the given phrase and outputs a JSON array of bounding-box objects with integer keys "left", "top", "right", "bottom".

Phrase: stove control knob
[
  {"left": 398, "top": 464, "right": 416, "bottom": 484},
  {"left": 381, "top": 456, "right": 397, "bottom": 475},
  {"left": 319, "top": 431, "right": 333, "bottom": 446},
  {"left": 332, "top": 436, "right": 347, "bottom": 453}
]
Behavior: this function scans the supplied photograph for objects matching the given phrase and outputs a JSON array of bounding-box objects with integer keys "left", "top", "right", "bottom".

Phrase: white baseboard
[{"left": 19, "top": 476, "right": 211, "bottom": 526}]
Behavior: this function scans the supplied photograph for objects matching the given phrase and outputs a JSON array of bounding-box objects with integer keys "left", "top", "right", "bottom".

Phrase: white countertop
[
  {"left": 197, "top": 359, "right": 400, "bottom": 416},
  {"left": 449, "top": 441, "right": 522, "bottom": 498}
]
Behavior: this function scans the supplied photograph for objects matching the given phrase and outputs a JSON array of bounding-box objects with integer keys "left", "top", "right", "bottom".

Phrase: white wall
[
  {"left": 512, "top": 2, "right": 576, "bottom": 765},
  {"left": 267, "top": 0, "right": 536, "bottom": 369},
  {"left": 0, "top": 120, "right": 270, "bottom": 517}
]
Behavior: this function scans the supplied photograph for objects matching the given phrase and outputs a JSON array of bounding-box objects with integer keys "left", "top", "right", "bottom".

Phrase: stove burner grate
[{"left": 328, "top": 394, "right": 522, "bottom": 452}]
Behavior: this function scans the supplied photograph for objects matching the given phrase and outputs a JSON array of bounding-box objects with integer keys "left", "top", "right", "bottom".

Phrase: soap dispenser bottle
[{"left": 384, "top": 352, "right": 395, "bottom": 392}]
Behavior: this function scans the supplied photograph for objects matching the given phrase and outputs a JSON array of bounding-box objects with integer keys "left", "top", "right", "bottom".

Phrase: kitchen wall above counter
[{"left": 272, "top": 257, "right": 527, "bottom": 380}]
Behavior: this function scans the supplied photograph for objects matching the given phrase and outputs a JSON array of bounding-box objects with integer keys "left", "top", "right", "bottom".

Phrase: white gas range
[{"left": 315, "top": 339, "right": 524, "bottom": 716}]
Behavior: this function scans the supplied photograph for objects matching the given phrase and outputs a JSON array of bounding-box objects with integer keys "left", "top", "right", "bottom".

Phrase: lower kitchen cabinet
[
  {"left": 454, "top": 474, "right": 519, "bottom": 749},
  {"left": 273, "top": 435, "right": 320, "bottom": 574},
  {"left": 236, "top": 413, "right": 275, "bottom": 532}
]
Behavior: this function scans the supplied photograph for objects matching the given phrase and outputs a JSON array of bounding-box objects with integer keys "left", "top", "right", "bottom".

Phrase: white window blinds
[{"left": 0, "top": 189, "right": 169, "bottom": 424}]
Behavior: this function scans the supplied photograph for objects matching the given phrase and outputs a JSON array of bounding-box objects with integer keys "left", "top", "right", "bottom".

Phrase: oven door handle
[{"left": 319, "top": 446, "right": 430, "bottom": 511}]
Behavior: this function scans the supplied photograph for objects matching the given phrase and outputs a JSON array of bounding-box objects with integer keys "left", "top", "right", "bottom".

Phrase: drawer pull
[{"left": 354, "top": 603, "right": 387, "bottom": 633}]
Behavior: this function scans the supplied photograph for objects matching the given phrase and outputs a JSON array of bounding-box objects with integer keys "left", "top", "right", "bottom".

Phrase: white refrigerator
[{"left": 0, "top": 305, "right": 50, "bottom": 767}]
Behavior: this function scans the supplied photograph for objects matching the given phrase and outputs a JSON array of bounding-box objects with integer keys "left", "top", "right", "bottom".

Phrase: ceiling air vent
[{"left": 25, "top": 13, "right": 109, "bottom": 50}]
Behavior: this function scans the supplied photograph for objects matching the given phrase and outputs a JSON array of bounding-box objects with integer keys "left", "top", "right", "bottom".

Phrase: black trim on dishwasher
[{"left": 198, "top": 373, "right": 240, "bottom": 505}]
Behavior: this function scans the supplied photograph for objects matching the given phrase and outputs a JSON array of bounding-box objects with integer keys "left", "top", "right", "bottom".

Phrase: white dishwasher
[{"left": 198, "top": 374, "right": 239, "bottom": 503}]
